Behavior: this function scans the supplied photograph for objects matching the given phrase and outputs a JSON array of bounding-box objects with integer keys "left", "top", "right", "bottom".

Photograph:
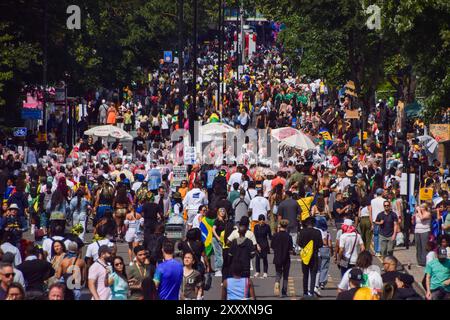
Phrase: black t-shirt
[
  {"left": 17, "top": 259, "right": 55, "bottom": 292},
  {"left": 297, "top": 227, "right": 323, "bottom": 266},
  {"left": 214, "top": 219, "right": 226, "bottom": 236},
  {"left": 376, "top": 211, "right": 398, "bottom": 237},
  {"left": 332, "top": 201, "right": 347, "bottom": 222},
  {"left": 0, "top": 287, "right": 6, "bottom": 300},
  {"left": 133, "top": 136, "right": 146, "bottom": 152},
  {"left": 142, "top": 203, "right": 163, "bottom": 231},
  {"left": 381, "top": 271, "right": 403, "bottom": 285},
  {"left": 336, "top": 287, "right": 359, "bottom": 300}
]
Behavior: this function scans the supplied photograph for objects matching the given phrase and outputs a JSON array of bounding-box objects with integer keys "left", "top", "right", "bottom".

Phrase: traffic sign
[
  {"left": 164, "top": 51, "right": 173, "bottom": 63},
  {"left": 21, "top": 109, "right": 42, "bottom": 120},
  {"left": 13, "top": 127, "right": 27, "bottom": 137}
]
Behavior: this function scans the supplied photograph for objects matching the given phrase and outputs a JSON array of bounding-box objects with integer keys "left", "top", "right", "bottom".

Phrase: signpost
[
  {"left": 13, "top": 127, "right": 27, "bottom": 137},
  {"left": 164, "top": 51, "right": 173, "bottom": 63},
  {"left": 21, "top": 109, "right": 43, "bottom": 120}
]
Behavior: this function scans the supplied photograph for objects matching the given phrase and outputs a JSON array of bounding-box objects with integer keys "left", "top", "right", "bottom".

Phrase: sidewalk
[{"left": 392, "top": 242, "right": 427, "bottom": 297}]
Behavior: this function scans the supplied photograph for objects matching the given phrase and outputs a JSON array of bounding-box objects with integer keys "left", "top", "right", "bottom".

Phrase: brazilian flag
[{"left": 200, "top": 217, "right": 215, "bottom": 257}]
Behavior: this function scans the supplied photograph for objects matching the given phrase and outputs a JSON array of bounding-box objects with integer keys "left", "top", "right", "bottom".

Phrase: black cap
[
  {"left": 397, "top": 273, "right": 415, "bottom": 286},
  {"left": 1, "top": 252, "right": 15, "bottom": 264},
  {"left": 348, "top": 268, "right": 363, "bottom": 282}
]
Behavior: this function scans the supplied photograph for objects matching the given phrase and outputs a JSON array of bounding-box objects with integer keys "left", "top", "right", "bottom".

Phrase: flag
[
  {"left": 319, "top": 128, "right": 333, "bottom": 147},
  {"left": 200, "top": 216, "right": 215, "bottom": 257}
]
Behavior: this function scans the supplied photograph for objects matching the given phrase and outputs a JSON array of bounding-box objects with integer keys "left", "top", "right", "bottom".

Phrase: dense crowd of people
[{"left": 0, "top": 24, "right": 449, "bottom": 301}]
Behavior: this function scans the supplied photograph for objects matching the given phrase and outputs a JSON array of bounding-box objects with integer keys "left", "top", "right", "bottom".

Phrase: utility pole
[
  {"left": 217, "top": 0, "right": 222, "bottom": 110},
  {"left": 190, "top": 0, "right": 198, "bottom": 146},
  {"left": 240, "top": 5, "right": 245, "bottom": 65},
  {"left": 178, "top": 0, "right": 184, "bottom": 129},
  {"left": 42, "top": 0, "right": 48, "bottom": 133}
]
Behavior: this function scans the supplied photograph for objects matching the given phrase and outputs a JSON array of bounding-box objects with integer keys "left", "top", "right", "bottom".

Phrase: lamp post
[{"left": 189, "top": 0, "right": 198, "bottom": 146}]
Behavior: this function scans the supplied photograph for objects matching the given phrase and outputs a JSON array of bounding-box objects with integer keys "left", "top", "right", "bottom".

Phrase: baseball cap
[
  {"left": 376, "top": 188, "right": 384, "bottom": 195},
  {"left": 98, "top": 245, "right": 112, "bottom": 256},
  {"left": 349, "top": 268, "right": 363, "bottom": 282},
  {"left": 437, "top": 247, "right": 448, "bottom": 259},
  {"left": 67, "top": 241, "right": 79, "bottom": 253}
]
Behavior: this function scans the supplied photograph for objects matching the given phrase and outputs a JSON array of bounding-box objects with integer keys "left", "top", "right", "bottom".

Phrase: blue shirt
[
  {"left": 206, "top": 170, "right": 218, "bottom": 189},
  {"left": 153, "top": 259, "right": 183, "bottom": 300},
  {"left": 148, "top": 168, "right": 162, "bottom": 191},
  {"left": 227, "top": 277, "right": 250, "bottom": 300}
]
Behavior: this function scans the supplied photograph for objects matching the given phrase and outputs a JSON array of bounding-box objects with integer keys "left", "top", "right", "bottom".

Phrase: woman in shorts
[{"left": 124, "top": 209, "right": 144, "bottom": 265}]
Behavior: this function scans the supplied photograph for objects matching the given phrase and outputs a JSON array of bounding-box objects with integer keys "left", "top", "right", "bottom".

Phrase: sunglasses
[
  {"left": 114, "top": 263, "right": 123, "bottom": 267},
  {"left": 2, "top": 273, "right": 15, "bottom": 278}
]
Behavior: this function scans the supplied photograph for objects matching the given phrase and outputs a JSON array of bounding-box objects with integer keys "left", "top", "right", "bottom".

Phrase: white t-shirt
[
  {"left": 339, "top": 232, "right": 363, "bottom": 265},
  {"left": 183, "top": 188, "right": 208, "bottom": 212},
  {"left": 245, "top": 189, "right": 258, "bottom": 204},
  {"left": 263, "top": 179, "right": 273, "bottom": 198},
  {"left": 85, "top": 239, "right": 113, "bottom": 261},
  {"left": 370, "top": 196, "right": 387, "bottom": 222},
  {"left": 337, "top": 177, "right": 351, "bottom": 192},
  {"left": 88, "top": 260, "right": 112, "bottom": 300},
  {"left": 360, "top": 206, "right": 370, "bottom": 218},
  {"left": 249, "top": 196, "right": 270, "bottom": 221},
  {"left": 0, "top": 242, "right": 22, "bottom": 266},
  {"left": 338, "top": 265, "right": 383, "bottom": 291},
  {"left": 192, "top": 214, "right": 204, "bottom": 229},
  {"left": 228, "top": 172, "right": 243, "bottom": 187}
]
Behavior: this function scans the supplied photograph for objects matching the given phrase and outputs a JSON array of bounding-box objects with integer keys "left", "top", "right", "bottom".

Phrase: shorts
[
  {"left": 125, "top": 229, "right": 143, "bottom": 243},
  {"left": 187, "top": 210, "right": 198, "bottom": 226}
]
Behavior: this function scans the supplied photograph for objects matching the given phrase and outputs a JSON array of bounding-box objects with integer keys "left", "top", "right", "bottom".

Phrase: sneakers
[
  {"left": 253, "top": 273, "right": 260, "bottom": 278},
  {"left": 314, "top": 287, "right": 322, "bottom": 297},
  {"left": 263, "top": 273, "right": 268, "bottom": 278},
  {"left": 215, "top": 270, "right": 222, "bottom": 277},
  {"left": 319, "top": 283, "right": 326, "bottom": 290},
  {"left": 375, "top": 252, "right": 381, "bottom": 257},
  {"left": 274, "top": 282, "right": 280, "bottom": 296}
]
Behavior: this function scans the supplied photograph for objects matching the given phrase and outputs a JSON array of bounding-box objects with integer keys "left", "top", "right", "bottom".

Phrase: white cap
[{"left": 343, "top": 219, "right": 353, "bottom": 226}]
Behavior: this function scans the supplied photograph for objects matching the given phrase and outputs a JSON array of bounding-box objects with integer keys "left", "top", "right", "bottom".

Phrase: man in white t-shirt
[
  {"left": 228, "top": 169, "right": 243, "bottom": 191},
  {"left": 183, "top": 181, "right": 208, "bottom": 227},
  {"left": 338, "top": 219, "right": 364, "bottom": 275},
  {"left": 248, "top": 189, "right": 270, "bottom": 231},
  {"left": 245, "top": 182, "right": 258, "bottom": 204},
  {"left": 85, "top": 238, "right": 113, "bottom": 267},
  {"left": 370, "top": 188, "right": 386, "bottom": 256}
]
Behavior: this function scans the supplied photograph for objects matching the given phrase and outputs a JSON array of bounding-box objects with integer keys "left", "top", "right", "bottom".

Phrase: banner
[
  {"left": 171, "top": 166, "right": 187, "bottom": 187},
  {"left": 430, "top": 124, "right": 450, "bottom": 142},
  {"left": 345, "top": 109, "right": 360, "bottom": 119}
]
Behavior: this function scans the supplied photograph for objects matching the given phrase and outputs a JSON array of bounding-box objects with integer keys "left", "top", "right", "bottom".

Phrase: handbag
[{"left": 338, "top": 232, "right": 358, "bottom": 269}]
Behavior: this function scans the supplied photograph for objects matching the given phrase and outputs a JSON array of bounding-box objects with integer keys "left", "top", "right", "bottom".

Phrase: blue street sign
[
  {"left": 164, "top": 51, "right": 173, "bottom": 63},
  {"left": 13, "top": 127, "right": 27, "bottom": 137},
  {"left": 21, "top": 109, "right": 43, "bottom": 120}
]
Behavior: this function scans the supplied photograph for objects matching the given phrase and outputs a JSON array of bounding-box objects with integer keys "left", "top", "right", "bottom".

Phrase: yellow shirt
[{"left": 297, "top": 196, "right": 314, "bottom": 221}]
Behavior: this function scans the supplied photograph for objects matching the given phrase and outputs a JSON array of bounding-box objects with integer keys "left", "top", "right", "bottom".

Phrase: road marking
[{"left": 288, "top": 276, "right": 296, "bottom": 300}]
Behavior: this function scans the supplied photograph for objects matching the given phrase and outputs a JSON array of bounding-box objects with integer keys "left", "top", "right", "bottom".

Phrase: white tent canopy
[
  {"left": 84, "top": 125, "right": 133, "bottom": 141},
  {"left": 279, "top": 132, "right": 316, "bottom": 150}
]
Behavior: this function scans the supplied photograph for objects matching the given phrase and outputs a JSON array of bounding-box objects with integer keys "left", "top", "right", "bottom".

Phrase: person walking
[
  {"left": 357, "top": 198, "right": 372, "bottom": 251},
  {"left": 221, "top": 263, "right": 256, "bottom": 300},
  {"left": 370, "top": 188, "right": 387, "bottom": 256},
  {"left": 180, "top": 252, "right": 203, "bottom": 300},
  {"left": 105, "top": 256, "right": 129, "bottom": 300},
  {"left": 153, "top": 241, "right": 183, "bottom": 300},
  {"left": 374, "top": 201, "right": 399, "bottom": 258},
  {"left": 212, "top": 208, "right": 226, "bottom": 277},
  {"left": 425, "top": 247, "right": 450, "bottom": 300},
  {"left": 298, "top": 217, "right": 323, "bottom": 297},
  {"left": 277, "top": 191, "right": 301, "bottom": 253},
  {"left": 254, "top": 214, "right": 272, "bottom": 278},
  {"left": 87, "top": 245, "right": 112, "bottom": 300},
  {"left": 271, "top": 219, "right": 293, "bottom": 297},
  {"left": 414, "top": 203, "right": 431, "bottom": 266}
]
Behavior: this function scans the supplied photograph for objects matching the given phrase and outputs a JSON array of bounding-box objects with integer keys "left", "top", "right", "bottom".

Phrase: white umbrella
[
  {"left": 201, "top": 123, "right": 236, "bottom": 135},
  {"left": 84, "top": 125, "right": 133, "bottom": 141},
  {"left": 270, "top": 127, "right": 300, "bottom": 141},
  {"left": 279, "top": 132, "right": 316, "bottom": 150}
]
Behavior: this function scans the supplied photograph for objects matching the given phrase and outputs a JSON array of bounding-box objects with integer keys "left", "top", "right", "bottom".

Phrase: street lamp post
[{"left": 190, "top": 0, "right": 198, "bottom": 146}]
